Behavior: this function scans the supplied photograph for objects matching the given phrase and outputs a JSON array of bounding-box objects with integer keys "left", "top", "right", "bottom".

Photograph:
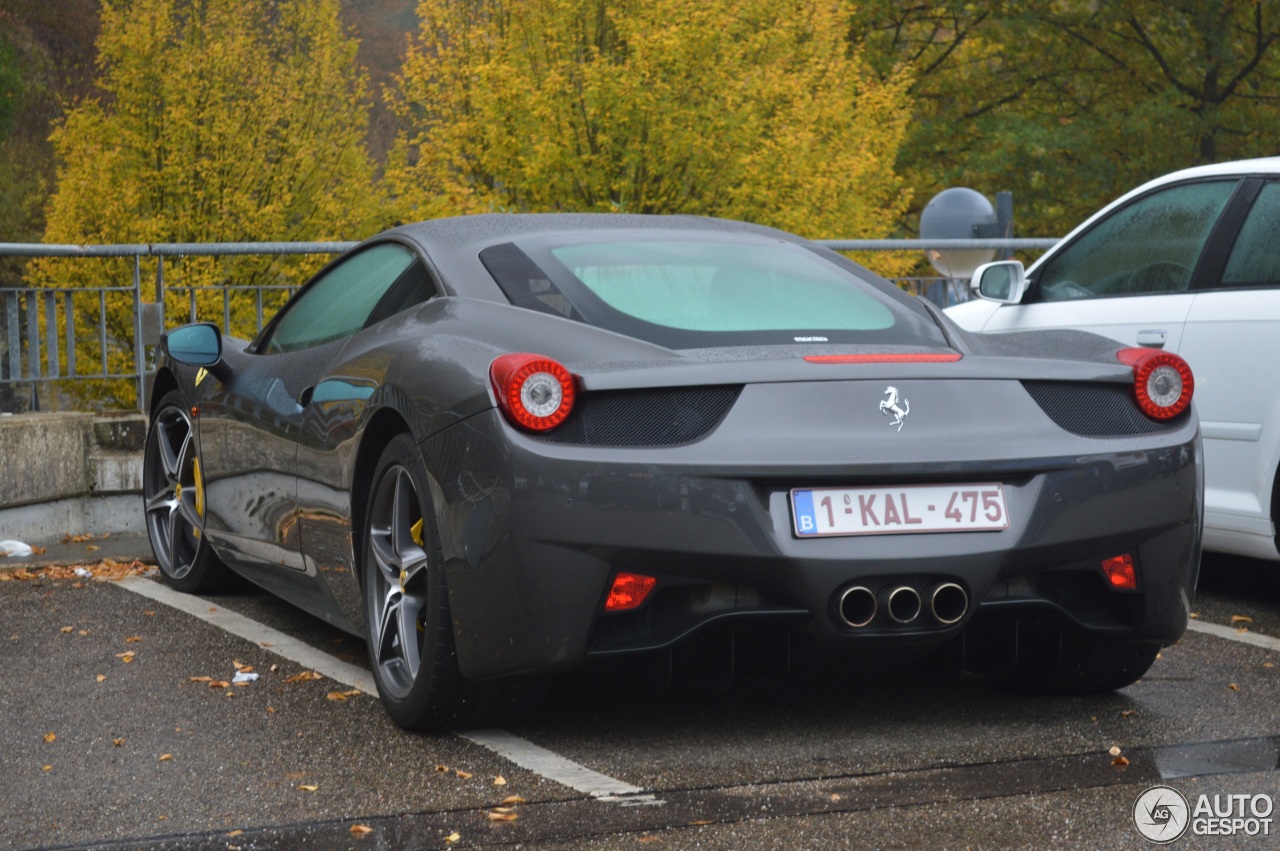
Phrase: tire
[
  {"left": 363, "top": 434, "right": 476, "bottom": 730},
  {"left": 143, "top": 390, "right": 228, "bottom": 593},
  {"left": 997, "top": 630, "right": 1161, "bottom": 695}
]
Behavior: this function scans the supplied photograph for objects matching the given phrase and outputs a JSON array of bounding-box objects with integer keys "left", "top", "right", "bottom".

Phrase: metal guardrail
[{"left": 0, "top": 238, "right": 1057, "bottom": 413}]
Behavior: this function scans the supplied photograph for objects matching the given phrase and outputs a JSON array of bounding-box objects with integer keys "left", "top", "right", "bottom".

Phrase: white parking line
[
  {"left": 118, "top": 576, "right": 378, "bottom": 693},
  {"left": 116, "top": 575, "right": 659, "bottom": 804},
  {"left": 1186, "top": 618, "right": 1280, "bottom": 653}
]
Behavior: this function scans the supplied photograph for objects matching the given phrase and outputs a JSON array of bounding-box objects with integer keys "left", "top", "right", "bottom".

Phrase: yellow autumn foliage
[
  {"left": 31, "top": 0, "right": 383, "bottom": 407},
  {"left": 387, "top": 0, "right": 914, "bottom": 268}
]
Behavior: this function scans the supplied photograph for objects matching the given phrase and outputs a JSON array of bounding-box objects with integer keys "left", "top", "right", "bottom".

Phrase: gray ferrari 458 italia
[{"left": 143, "top": 214, "right": 1202, "bottom": 730}]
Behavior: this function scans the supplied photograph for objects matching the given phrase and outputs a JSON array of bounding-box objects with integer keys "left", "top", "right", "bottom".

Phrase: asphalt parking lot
[{"left": 4, "top": 550, "right": 1280, "bottom": 850}]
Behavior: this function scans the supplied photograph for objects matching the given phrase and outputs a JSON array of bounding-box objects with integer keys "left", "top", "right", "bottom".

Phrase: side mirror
[
  {"left": 970, "top": 260, "right": 1028, "bottom": 304},
  {"left": 164, "top": 323, "right": 223, "bottom": 367}
]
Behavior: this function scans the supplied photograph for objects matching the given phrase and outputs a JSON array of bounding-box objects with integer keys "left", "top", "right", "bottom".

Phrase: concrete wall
[{"left": 0, "top": 412, "right": 146, "bottom": 543}]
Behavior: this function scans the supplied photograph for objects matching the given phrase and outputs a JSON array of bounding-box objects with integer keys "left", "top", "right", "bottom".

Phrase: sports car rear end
[{"left": 414, "top": 220, "right": 1202, "bottom": 696}]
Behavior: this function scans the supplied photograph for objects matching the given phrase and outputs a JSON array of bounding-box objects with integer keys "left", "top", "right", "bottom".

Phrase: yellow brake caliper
[
  {"left": 192, "top": 457, "right": 206, "bottom": 539},
  {"left": 408, "top": 517, "right": 426, "bottom": 631}
]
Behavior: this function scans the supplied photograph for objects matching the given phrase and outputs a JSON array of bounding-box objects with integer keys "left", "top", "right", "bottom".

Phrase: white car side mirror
[{"left": 970, "top": 260, "right": 1028, "bottom": 304}]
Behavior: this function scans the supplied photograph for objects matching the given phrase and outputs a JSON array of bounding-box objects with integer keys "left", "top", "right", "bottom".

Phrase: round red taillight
[
  {"left": 1116, "top": 348, "right": 1193, "bottom": 420},
  {"left": 489, "top": 353, "right": 577, "bottom": 431}
]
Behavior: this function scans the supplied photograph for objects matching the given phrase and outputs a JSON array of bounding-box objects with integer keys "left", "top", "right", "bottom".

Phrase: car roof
[
  {"left": 1030, "top": 156, "right": 1280, "bottom": 272},
  {"left": 376, "top": 213, "right": 805, "bottom": 301}
]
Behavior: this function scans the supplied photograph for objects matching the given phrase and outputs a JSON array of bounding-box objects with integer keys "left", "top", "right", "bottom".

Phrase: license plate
[{"left": 791, "top": 483, "right": 1009, "bottom": 537}]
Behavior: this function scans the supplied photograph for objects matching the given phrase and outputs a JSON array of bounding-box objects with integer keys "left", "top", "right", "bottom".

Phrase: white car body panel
[{"left": 946, "top": 158, "right": 1280, "bottom": 561}]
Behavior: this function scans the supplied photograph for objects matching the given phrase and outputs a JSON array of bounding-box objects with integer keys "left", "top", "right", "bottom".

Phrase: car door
[
  {"left": 198, "top": 242, "right": 422, "bottom": 588},
  {"left": 980, "top": 179, "right": 1242, "bottom": 350},
  {"left": 1179, "top": 179, "right": 1280, "bottom": 557}
]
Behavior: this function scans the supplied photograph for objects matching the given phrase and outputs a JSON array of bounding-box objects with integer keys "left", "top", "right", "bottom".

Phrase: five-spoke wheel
[
  {"left": 363, "top": 434, "right": 468, "bottom": 730},
  {"left": 143, "top": 390, "right": 226, "bottom": 592}
]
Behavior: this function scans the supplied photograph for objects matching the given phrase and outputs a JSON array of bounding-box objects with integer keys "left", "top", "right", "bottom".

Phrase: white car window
[
  {"left": 1033, "top": 180, "right": 1235, "bottom": 302},
  {"left": 1222, "top": 181, "right": 1280, "bottom": 287}
]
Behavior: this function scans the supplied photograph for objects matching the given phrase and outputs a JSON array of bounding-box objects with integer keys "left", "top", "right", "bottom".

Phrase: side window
[
  {"left": 261, "top": 244, "right": 418, "bottom": 354},
  {"left": 1221, "top": 182, "right": 1280, "bottom": 288},
  {"left": 1033, "top": 180, "right": 1236, "bottom": 302}
]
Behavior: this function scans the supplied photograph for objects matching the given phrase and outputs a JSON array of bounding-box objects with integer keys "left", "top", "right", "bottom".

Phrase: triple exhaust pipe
[{"left": 836, "top": 582, "right": 968, "bottom": 629}]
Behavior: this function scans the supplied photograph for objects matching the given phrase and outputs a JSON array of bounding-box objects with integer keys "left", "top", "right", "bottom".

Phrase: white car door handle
[{"left": 1136, "top": 330, "right": 1167, "bottom": 349}]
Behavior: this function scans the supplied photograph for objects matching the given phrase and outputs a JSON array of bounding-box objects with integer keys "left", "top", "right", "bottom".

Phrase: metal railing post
[{"left": 133, "top": 254, "right": 145, "bottom": 412}]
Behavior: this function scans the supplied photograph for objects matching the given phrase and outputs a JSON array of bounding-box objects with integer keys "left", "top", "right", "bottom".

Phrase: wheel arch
[
  {"left": 149, "top": 368, "right": 180, "bottom": 420},
  {"left": 350, "top": 406, "right": 413, "bottom": 582}
]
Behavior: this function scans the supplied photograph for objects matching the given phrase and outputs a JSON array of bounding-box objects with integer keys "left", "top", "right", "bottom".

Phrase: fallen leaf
[
  {"left": 267, "top": 706, "right": 277, "bottom": 714},
  {"left": 1231, "top": 615, "right": 1254, "bottom": 624},
  {"left": 86, "top": 545, "right": 100, "bottom": 553},
  {"left": 1229, "top": 683, "right": 1242, "bottom": 692},
  {"left": 1108, "top": 745, "right": 1122, "bottom": 757},
  {"left": 298, "top": 785, "right": 319, "bottom": 792},
  {"left": 285, "top": 671, "right": 322, "bottom": 684},
  {"left": 113, "top": 738, "right": 124, "bottom": 747},
  {"left": 689, "top": 820, "right": 714, "bottom": 826},
  {"left": 638, "top": 837, "right": 659, "bottom": 844},
  {"left": 435, "top": 764, "right": 449, "bottom": 773},
  {"left": 233, "top": 660, "right": 251, "bottom": 671},
  {"left": 830, "top": 793, "right": 842, "bottom": 801},
  {"left": 1265, "top": 661, "right": 1275, "bottom": 669},
  {"left": 115, "top": 651, "right": 135, "bottom": 663},
  {"left": 144, "top": 610, "right": 155, "bottom": 616},
  {"left": 78, "top": 629, "right": 89, "bottom": 636},
  {"left": 227, "top": 830, "right": 243, "bottom": 838},
  {"left": 270, "top": 664, "right": 279, "bottom": 672},
  {"left": 159, "top": 754, "right": 173, "bottom": 762},
  {"left": 60, "top": 626, "right": 73, "bottom": 634},
  {"left": 209, "top": 681, "right": 230, "bottom": 689},
  {"left": 455, "top": 770, "right": 473, "bottom": 779},
  {"left": 125, "top": 636, "right": 142, "bottom": 643},
  {"left": 1189, "top": 612, "right": 1199, "bottom": 619},
  {"left": 326, "top": 691, "right": 348, "bottom": 701},
  {"left": 1113, "top": 756, "right": 1130, "bottom": 767},
  {"left": 96, "top": 674, "right": 106, "bottom": 683},
  {"left": 487, "top": 811, "right": 518, "bottom": 822},
  {"left": 500, "top": 796, "right": 526, "bottom": 805},
  {"left": 1121, "top": 709, "right": 1136, "bottom": 717},
  {"left": 342, "top": 689, "right": 361, "bottom": 696},
  {"left": 493, "top": 775, "right": 507, "bottom": 786},
  {"left": 491, "top": 807, "right": 516, "bottom": 814},
  {"left": 43, "top": 732, "right": 56, "bottom": 743},
  {"left": 189, "top": 676, "right": 213, "bottom": 683},
  {"left": 350, "top": 825, "right": 373, "bottom": 837},
  {"left": 42, "top": 765, "right": 52, "bottom": 772},
  {"left": 446, "top": 833, "right": 461, "bottom": 843}
]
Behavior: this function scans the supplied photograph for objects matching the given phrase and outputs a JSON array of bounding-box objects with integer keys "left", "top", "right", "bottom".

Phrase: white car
[{"left": 947, "top": 157, "right": 1280, "bottom": 562}]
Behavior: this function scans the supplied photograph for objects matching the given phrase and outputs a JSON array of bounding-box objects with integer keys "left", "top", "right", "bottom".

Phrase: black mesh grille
[
  {"left": 1022, "top": 381, "right": 1188, "bottom": 437},
  {"left": 535, "top": 385, "right": 741, "bottom": 446}
]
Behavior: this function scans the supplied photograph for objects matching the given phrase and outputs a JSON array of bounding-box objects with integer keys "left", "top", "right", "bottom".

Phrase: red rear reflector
[
  {"left": 1116, "top": 348, "right": 1193, "bottom": 420},
  {"left": 605, "top": 572, "right": 657, "bottom": 611},
  {"left": 803, "top": 353, "right": 963, "bottom": 364},
  {"left": 1101, "top": 554, "right": 1138, "bottom": 590}
]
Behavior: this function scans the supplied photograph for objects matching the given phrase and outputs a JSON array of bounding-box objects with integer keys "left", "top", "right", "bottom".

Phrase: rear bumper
[{"left": 428, "top": 408, "right": 1201, "bottom": 680}]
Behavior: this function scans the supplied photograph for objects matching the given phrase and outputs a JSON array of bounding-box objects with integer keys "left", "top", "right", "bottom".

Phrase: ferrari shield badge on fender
[{"left": 879, "top": 385, "right": 909, "bottom": 431}]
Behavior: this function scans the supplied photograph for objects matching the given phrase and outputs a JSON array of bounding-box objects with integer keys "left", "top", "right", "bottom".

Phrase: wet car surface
[{"left": 4, "top": 552, "right": 1280, "bottom": 850}]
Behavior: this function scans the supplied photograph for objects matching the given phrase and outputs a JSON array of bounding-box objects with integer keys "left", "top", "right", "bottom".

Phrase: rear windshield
[{"left": 479, "top": 234, "right": 946, "bottom": 349}]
